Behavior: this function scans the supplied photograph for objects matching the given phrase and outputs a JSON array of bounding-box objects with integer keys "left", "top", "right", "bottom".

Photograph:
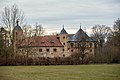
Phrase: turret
[
  {"left": 60, "top": 25, "right": 68, "bottom": 35},
  {"left": 13, "top": 20, "right": 23, "bottom": 45}
]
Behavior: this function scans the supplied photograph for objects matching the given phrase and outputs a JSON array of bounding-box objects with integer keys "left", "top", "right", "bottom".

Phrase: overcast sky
[{"left": 0, "top": 0, "right": 120, "bottom": 35}]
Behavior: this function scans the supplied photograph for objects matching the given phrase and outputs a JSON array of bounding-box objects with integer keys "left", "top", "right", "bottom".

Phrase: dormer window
[
  {"left": 41, "top": 42, "right": 45, "bottom": 44},
  {"left": 50, "top": 41, "right": 54, "bottom": 44},
  {"left": 57, "top": 37, "right": 59, "bottom": 39},
  {"left": 56, "top": 34, "right": 59, "bottom": 36}
]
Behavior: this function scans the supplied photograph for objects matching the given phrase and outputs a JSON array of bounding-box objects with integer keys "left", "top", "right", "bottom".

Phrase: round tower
[
  {"left": 13, "top": 20, "right": 23, "bottom": 45},
  {"left": 12, "top": 20, "right": 23, "bottom": 58}
]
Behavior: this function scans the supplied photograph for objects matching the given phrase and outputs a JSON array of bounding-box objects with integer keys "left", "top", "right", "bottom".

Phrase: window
[
  {"left": 63, "top": 49, "right": 64, "bottom": 52},
  {"left": 63, "top": 36, "right": 65, "bottom": 39},
  {"left": 90, "top": 43, "right": 92, "bottom": 47},
  {"left": 46, "top": 49, "right": 49, "bottom": 52},
  {"left": 16, "top": 32, "right": 18, "bottom": 35},
  {"left": 53, "top": 49, "right": 57, "bottom": 52},
  {"left": 90, "top": 49, "right": 92, "bottom": 52},
  {"left": 39, "top": 49, "right": 42, "bottom": 52},
  {"left": 68, "top": 48, "right": 70, "bottom": 50},
  {"left": 63, "top": 54, "right": 65, "bottom": 57},
  {"left": 41, "top": 42, "right": 45, "bottom": 44},
  {"left": 94, "top": 43, "right": 97, "bottom": 48},
  {"left": 57, "top": 37, "right": 59, "bottom": 39},
  {"left": 71, "top": 43, "right": 74, "bottom": 47},
  {"left": 71, "top": 50, "right": 73, "bottom": 52},
  {"left": 50, "top": 41, "right": 54, "bottom": 44},
  {"left": 56, "top": 34, "right": 59, "bottom": 36},
  {"left": 63, "top": 43, "right": 65, "bottom": 45}
]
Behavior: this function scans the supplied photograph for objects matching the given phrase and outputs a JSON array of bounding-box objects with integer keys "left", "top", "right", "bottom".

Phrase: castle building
[{"left": 13, "top": 22, "right": 97, "bottom": 58}]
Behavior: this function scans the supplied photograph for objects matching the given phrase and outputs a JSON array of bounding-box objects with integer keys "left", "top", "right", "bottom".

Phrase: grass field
[{"left": 0, "top": 64, "right": 120, "bottom": 80}]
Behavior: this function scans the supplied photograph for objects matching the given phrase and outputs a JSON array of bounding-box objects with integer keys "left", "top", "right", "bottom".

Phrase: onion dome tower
[{"left": 13, "top": 20, "right": 23, "bottom": 46}]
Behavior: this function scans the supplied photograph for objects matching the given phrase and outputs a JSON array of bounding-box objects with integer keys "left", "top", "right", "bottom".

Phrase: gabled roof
[
  {"left": 60, "top": 27, "right": 68, "bottom": 34},
  {"left": 20, "top": 35, "right": 63, "bottom": 47},
  {"left": 70, "top": 28, "right": 89, "bottom": 41}
]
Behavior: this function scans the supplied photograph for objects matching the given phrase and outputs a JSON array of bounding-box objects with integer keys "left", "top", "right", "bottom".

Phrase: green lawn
[{"left": 0, "top": 64, "right": 120, "bottom": 80}]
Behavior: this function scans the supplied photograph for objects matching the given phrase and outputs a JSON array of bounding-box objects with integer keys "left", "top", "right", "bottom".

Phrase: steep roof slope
[
  {"left": 20, "top": 35, "right": 63, "bottom": 47},
  {"left": 70, "top": 28, "right": 89, "bottom": 41},
  {"left": 60, "top": 27, "right": 68, "bottom": 34}
]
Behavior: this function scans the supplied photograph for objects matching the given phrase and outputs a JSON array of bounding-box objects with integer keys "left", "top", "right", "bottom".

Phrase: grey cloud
[{"left": 0, "top": 0, "right": 120, "bottom": 34}]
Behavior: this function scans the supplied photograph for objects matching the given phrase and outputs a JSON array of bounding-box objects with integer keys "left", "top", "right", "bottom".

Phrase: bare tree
[
  {"left": 113, "top": 18, "right": 120, "bottom": 33},
  {"left": 92, "top": 25, "right": 111, "bottom": 47},
  {"left": 109, "top": 18, "right": 120, "bottom": 50},
  {"left": 70, "top": 38, "right": 88, "bottom": 64},
  {"left": 77, "top": 38, "right": 88, "bottom": 64},
  {"left": 0, "top": 27, "right": 13, "bottom": 65},
  {"left": 1, "top": 4, "right": 25, "bottom": 45},
  {"left": 22, "top": 24, "right": 33, "bottom": 37},
  {"left": 114, "top": 18, "right": 120, "bottom": 46},
  {"left": 110, "top": 18, "right": 120, "bottom": 63},
  {"left": 51, "top": 32, "right": 59, "bottom": 35},
  {"left": 33, "top": 23, "right": 45, "bottom": 36}
]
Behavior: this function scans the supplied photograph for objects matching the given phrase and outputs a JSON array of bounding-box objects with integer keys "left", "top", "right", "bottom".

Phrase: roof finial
[
  {"left": 63, "top": 24, "right": 64, "bottom": 28},
  {"left": 80, "top": 23, "right": 81, "bottom": 29},
  {"left": 16, "top": 19, "right": 19, "bottom": 26},
  {"left": 84, "top": 27, "right": 86, "bottom": 33}
]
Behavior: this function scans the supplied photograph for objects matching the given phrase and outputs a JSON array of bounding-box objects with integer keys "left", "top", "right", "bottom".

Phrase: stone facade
[{"left": 13, "top": 22, "right": 97, "bottom": 58}]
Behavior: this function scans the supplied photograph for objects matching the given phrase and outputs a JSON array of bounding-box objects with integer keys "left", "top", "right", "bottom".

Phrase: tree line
[
  {"left": 0, "top": 4, "right": 120, "bottom": 65},
  {"left": 92, "top": 20, "right": 120, "bottom": 63}
]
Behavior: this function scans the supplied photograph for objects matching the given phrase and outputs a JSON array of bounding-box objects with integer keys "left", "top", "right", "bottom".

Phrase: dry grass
[{"left": 0, "top": 64, "right": 120, "bottom": 80}]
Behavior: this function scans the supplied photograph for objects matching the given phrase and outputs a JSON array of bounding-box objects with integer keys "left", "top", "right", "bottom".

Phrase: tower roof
[
  {"left": 70, "top": 27, "right": 89, "bottom": 41},
  {"left": 13, "top": 20, "right": 22, "bottom": 32},
  {"left": 60, "top": 25, "right": 68, "bottom": 34}
]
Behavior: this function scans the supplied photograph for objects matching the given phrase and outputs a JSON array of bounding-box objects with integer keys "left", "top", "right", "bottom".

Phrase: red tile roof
[{"left": 20, "top": 35, "right": 63, "bottom": 47}]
